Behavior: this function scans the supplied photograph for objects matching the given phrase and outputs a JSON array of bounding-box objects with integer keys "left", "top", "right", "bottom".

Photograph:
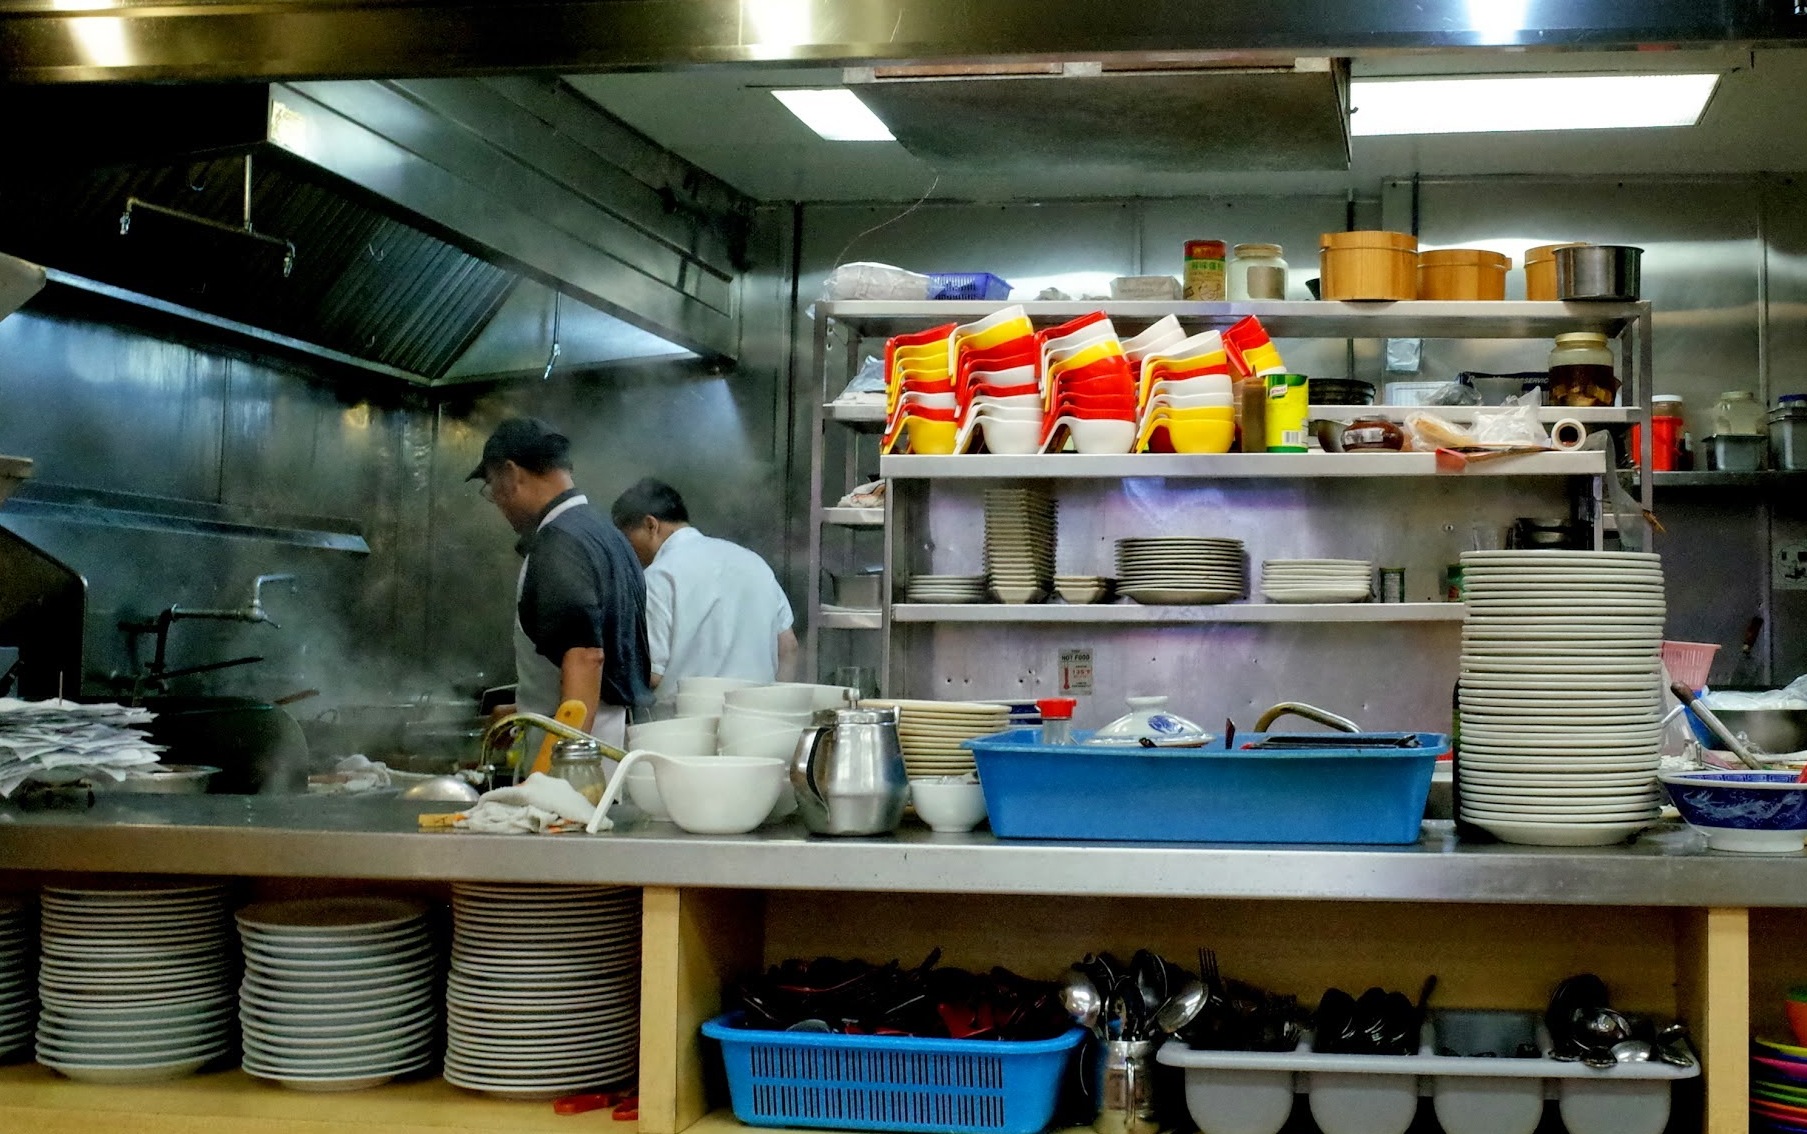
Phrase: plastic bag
[
  {"left": 836, "top": 355, "right": 886, "bottom": 399},
  {"left": 1701, "top": 675, "right": 1807, "bottom": 710},
  {"left": 820, "top": 262, "right": 932, "bottom": 302},
  {"left": 1467, "top": 405, "right": 1551, "bottom": 448}
]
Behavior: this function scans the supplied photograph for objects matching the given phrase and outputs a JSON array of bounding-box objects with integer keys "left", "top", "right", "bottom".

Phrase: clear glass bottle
[
  {"left": 1713, "top": 390, "right": 1764, "bottom": 435},
  {"left": 547, "top": 738, "right": 610, "bottom": 806},
  {"left": 1228, "top": 243, "right": 1287, "bottom": 300}
]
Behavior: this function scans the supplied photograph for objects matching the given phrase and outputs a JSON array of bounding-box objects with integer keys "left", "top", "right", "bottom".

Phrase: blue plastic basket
[
  {"left": 702, "top": 1013, "right": 1084, "bottom": 1134},
  {"left": 966, "top": 730, "right": 1445, "bottom": 845},
  {"left": 928, "top": 273, "right": 1012, "bottom": 301}
]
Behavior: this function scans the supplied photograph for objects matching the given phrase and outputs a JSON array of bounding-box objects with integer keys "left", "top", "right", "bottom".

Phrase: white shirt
[{"left": 645, "top": 526, "right": 794, "bottom": 695}]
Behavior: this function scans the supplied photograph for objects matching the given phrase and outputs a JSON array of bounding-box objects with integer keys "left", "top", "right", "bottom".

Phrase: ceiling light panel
[
  {"left": 771, "top": 88, "right": 894, "bottom": 141},
  {"left": 1350, "top": 73, "right": 1720, "bottom": 136}
]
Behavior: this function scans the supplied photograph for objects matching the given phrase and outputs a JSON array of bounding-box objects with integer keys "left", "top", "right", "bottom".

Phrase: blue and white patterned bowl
[{"left": 1659, "top": 770, "right": 1807, "bottom": 853}]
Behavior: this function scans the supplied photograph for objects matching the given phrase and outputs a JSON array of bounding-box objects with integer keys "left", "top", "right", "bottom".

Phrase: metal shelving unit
[
  {"left": 804, "top": 298, "right": 1655, "bottom": 692},
  {"left": 893, "top": 602, "right": 1465, "bottom": 624}
]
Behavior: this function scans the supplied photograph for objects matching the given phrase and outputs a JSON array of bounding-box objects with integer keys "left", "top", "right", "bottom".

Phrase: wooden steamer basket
[
  {"left": 1524, "top": 242, "right": 1590, "bottom": 301},
  {"left": 1319, "top": 230, "right": 1417, "bottom": 300},
  {"left": 1418, "top": 248, "right": 1512, "bottom": 301}
]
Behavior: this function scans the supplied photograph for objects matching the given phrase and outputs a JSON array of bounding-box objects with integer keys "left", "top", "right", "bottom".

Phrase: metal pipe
[{"left": 1254, "top": 702, "right": 1361, "bottom": 733}]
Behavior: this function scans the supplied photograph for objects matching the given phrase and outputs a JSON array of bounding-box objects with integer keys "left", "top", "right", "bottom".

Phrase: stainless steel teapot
[{"left": 791, "top": 706, "right": 907, "bottom": 836}]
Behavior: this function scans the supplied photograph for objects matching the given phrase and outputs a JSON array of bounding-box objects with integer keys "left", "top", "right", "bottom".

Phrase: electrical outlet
[{"left": 1778, "top": 542, "right": 1807, "bottom": 590}]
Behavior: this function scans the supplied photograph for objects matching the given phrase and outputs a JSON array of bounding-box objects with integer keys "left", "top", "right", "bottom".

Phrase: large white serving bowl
[
  {"left": 724, "top": 728, "right": 805, "bottom": 762},
  {"left": 723, "top": 685, "right": 817, "bottom": 714},
  {"left": 676, "top": 677, "right": 758, "bottom": 699},
  {"left": 658, "top": 755, "right": 788, "bottom": 833},
  {"left": 673, "top": 693, "right": 721, "bottom": 718},
  {"left": 627, "top": 716, "right": 718, "bottom": 750},
  {"left": 770, "top": 683, "right": 858, "bottom": 711},
  {"left": 625, "top": 764, "right": 671, "bottom": 821},
  {"left": 721, "top": 704, "right": 813, "bottom": 730},
  {"left": 718, "top": 714, "right": 804, "bottom": 749}
]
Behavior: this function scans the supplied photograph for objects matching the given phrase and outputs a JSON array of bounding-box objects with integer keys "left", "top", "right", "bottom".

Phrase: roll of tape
[{"left": 1551, "top": 418, "right": 1588, "bottom": 451}]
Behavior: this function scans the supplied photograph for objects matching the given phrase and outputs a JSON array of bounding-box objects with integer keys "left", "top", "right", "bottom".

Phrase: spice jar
[
  {"left": 1340, "top": 417, "right": 1405, "bottom": 452},
  {"left": 1546, "top": 333, "right": 1620, "bottom": 407},
  {"left": 1228, "top": 243, "right": 1287, "bottom": 300},
  {"left": 1183, "top": 240, "right": 1227, "bottom": 301},
  {"left": 1713, "top": 390, "right": 1764, "bottom": 436},
  {"left": 547, "top": 737, "right": 610, "bottom": 806}
]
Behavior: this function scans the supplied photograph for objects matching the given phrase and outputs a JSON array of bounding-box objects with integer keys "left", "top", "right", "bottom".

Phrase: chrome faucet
[{"left": 118, "top": 574, "right": 300, "bottom": 697}]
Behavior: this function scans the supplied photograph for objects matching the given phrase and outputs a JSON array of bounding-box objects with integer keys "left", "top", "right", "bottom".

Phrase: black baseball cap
[{"left": 467, "top": 417, "right": 573, "bottom": 480}]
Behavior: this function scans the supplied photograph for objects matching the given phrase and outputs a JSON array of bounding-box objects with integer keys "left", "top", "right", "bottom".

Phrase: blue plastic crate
[
  {"left": 702, "top": 1013, "right": 1084, "bottom": 1134},
  {"left": 928, "top": 273, "right": 1012, "bottom": 301},
  {"left": 965, "top": 730, "right": 1446, "bottom": 845}
]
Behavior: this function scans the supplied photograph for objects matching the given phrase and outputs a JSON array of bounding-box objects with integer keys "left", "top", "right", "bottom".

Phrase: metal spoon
[
  {"left": 1154, "top": 980, "right": 1209, "bottom": 1035},
  {"left": 785, "top": 1019, "right": 833, "bottom": 1033},
  {"left": 1611, "top": 1040, "right": 1654, "bottom": 1064},
  {"left": 1060, "top": 970, "right": 1103, "bottom": 1033}
]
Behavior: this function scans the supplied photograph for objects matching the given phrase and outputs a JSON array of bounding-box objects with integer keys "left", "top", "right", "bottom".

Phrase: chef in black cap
[{"left": 469, "top": 418, "right": 650, "bottom": 745}]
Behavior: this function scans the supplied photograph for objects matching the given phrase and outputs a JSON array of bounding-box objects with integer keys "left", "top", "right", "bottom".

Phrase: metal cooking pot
[
  {"left": 1688, "top": 707, "right": 1807, "bottom": 756},
  {"left": 1554, "top": 245, "right": 1643, "bottom": 301}
]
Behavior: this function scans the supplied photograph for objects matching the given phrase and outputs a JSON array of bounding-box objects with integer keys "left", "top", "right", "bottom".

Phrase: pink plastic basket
[{"left": 1662, "top": 640, "right": 1721, "bottom": 690}]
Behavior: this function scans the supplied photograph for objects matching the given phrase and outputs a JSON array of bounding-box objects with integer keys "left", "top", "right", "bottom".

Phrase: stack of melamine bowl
[
  {"left": 36, "top": 878, "right": 235, "bottom": 1083},
  {"left": 1456, "top": 550, "right": 1666, "bottom": 847},
  {"left": 0, "top": 896, "right": 34, "bottom": 1061},
  {"left": 985, "top": 489, "right": 1057, "bottom": 604},
  {"left": 865, "top": 699, "right": 1011, "bottom": 779},
  {"left": 905, "top": 575, "right": 990, "bottom": 604},
  {"left": 444, "top": 884, "right": 641, "bottom": 1099},
  {"left": 237, "top": 897, "right": 439, "bottom": 1091},
  {"left": 1116, "top": 537, "right": 1246, "bottom": 605}
]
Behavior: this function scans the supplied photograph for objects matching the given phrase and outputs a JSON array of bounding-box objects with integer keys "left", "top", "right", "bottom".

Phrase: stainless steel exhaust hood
[
  {"left": 0, "top": 79, "right": 750, "bottom": 385},
  {"left": 0, "top": 253, "right": 45, "bottom": 323}
]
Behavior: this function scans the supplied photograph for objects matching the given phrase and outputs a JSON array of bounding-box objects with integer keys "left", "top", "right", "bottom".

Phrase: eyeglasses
[{"left": 478, "top": 480, "right": 497, "bottom": 503}]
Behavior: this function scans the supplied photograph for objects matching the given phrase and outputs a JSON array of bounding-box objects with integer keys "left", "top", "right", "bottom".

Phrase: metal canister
[
  {"left": 1380, "top": 567, "right": 1405, "bottom": 604},
  {"left": 1183, "top": 239, "right": 1227, "bottom": 301},
  {"left": 1263, "top": 374, "right": 1309, "bottom": 453},
  {"left": 1092, "top": 1040, "right": 1159, "bottom": 1134}
]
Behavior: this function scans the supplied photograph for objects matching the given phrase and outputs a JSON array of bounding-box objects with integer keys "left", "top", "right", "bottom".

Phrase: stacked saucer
[
  {"left": 36, "top": 878, "right": 235, "bottom": 1083},
  {"left": 1116, "top": 538, "right": 1246, "bottom": 605},
  {"left": 984, "top": 489, "right": 1057, "bottom": 604},
  {"left": 1456, "top": 550, "right": 1666, "bottom": 847},
  {"left": 865, "top": 699, "right": 1011, "bottom": 779},
  {"left": 1260, "top": 559, "right": 1372, "bottom": 604},
  {"left": 1054, "top": 575, "right": 1115, "bottom": 605},
  {"left": 237, "top": 897, "right": 439, "bottom": 1091},
  {"left": 445, "top": 884, "right": 641, "bottom": 1099},
  {"left": 906, "top": 575, "right": 989, "bottom": 604},
  {"left": 0, "top": 896, "right": 34, "bottom": 1061}
]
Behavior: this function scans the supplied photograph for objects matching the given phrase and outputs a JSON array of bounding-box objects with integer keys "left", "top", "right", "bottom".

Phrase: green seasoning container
[{"left": 1264, "top": 374, "right": 1309, "bottom": 452}]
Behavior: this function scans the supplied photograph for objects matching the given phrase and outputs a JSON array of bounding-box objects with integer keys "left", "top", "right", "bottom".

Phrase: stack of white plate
[
  {"left": 445, "top": 884, "right": 641, "bottom": 1099},
  {"left": 984, "top": 489, "right": 1057, "bottom": 604},
  {"left": 1457, "top": 550, "right": 1667, "bottom": 847},
  {"left": 864, "top": 699, "right": 1011, "bottom": 778},
  {"left": 0, "top": 896, "right": 34, "bottom": 1061},
  {"left": 36, "top": 878, "right": 235, "bottom": 1083},
  {"left": 1260, "top": 559, "right": 1372, "bottom": 604},
  {"left": 237, "top": 897, "right": 438, "bottom": 1091},
  {"left": 1116, "top": 538, "right": 1246, "bottom": 605},
  {"left": 906, "top": 575, "right": 989, "bottom": 604}
]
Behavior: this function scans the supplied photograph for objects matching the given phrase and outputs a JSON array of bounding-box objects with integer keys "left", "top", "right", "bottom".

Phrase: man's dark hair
[{"left": 611, "top": 478, "right": 689, "bottom": 528}]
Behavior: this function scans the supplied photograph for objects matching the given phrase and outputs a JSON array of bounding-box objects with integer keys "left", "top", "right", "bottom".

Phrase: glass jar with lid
[
  {"left": 1228, "top": 243, "right": 1288, "bottom": 300},
  {"left": 1546, "top": 332, "right": 1619, "bottom": 406},
  {"left": 547, "top": 737, "right": 611, "bottom": 806},
  {"left": 1713, "top": 390, "right": 1764, "bottom": 435}
]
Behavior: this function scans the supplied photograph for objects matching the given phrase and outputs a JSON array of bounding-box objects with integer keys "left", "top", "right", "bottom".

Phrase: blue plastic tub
[
  {"left": 928, "top": 273, "right": 1012, "bottom": 301},
  {"left": 702, "top": 1013, "right": 1084, "bottom": 1134},
  {"left": 966, "top": 730, "right": 1445, "bottom": 844}
]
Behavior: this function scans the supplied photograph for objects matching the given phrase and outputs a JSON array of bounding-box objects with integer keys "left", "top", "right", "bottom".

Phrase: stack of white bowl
[
  {"left": 1457, "top": 550, "right": 1667, "bottom": 847},
  {"left": 36, "top": 878, "right": 235, "bottom": 1083},
  {"left": 719, "top": 685, "right": 825, "bottom": 760},
  {"left": 672, "top": 676, "right": 757, "bottom": 719},
  {"left": 237, "top": 897, "right": 439, "bottom": 1091},
  {"left": 444, "top": 884, "right": 640, "bottom": 1099},
  {"left": 985, "top": 488, "right": 1057, "bottom": 604},
  {"left": 1116, "top": 537, "right": 1246, "bottom": 605},
  {"left": 865, "top": 699, "right": 1010, "bottom": 779},
  {"left": 0, "top": 896, "right": 34, "bottom": 1060},
  {"left": 1260, "top": 559, "right": 1373, "bottom": 604},
  {"left": 905, "top": 574, "right": 989, "bottom": 604},
  {"left": 623, "top": 714, "right": 720, "bottom": 821}
]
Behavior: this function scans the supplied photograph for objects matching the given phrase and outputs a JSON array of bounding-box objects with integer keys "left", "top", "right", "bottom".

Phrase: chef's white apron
[{"left": 513, "top": 494, "right": 626, "bottom": 748}]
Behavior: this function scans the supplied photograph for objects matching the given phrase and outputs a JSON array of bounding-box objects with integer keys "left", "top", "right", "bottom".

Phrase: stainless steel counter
[{"left": 0, "top": 796, "right": 1792, "bottom": 907}]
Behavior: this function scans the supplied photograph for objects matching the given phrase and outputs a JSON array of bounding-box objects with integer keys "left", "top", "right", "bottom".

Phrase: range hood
[
  {"left": 0, "top": 80, "right": 750, "bottom": 385},
  {"left": 0, "top": 253, "right": 45, "bottom": 324}
]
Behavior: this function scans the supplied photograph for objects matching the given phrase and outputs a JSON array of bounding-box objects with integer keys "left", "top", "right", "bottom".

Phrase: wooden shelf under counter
[{"left": 0, "top": 1064, "right": 620, "bottom": 1134}]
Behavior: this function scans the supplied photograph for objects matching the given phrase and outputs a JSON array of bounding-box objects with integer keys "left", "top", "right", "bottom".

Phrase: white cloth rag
[{"left": 455, "top": 772, "right": 596, "bottom": 834}]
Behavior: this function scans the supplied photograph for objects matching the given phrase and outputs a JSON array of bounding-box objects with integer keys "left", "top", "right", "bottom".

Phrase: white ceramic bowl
[
  {"left": 627, "top": 716, "right": 718, "bottom": 748},
  {"left": 725, "top": 728, "right": 804, "bottom": 762},
  {"left": 722, "top": 704, "right": 814, "bottom": 728},
  {"left": 625, "top": 764, "right": 671, "bottom": 821},
  {"left": 673, "top": 693, "right": 723, "bottom": 718},
  {"left": 1066, "top": 418, "right": 1137, "bottom": 455},
  {"left": 910, "top": 780, "right": 989, "bottom": 833},
  {"left": 654, "top": 755, "right": 788, "bottom": 835},
  {"left": 723, "top": 685, "right": 817, "bottom": 714},
  {"left": 676, "top": 677, "right": 755, "bottom": 698},
  {"left": 771, "top": 683, "right": 856, "bottom": 711},
  {"left": 980, "top": 418, "right": 1043, "bottom": 455}
]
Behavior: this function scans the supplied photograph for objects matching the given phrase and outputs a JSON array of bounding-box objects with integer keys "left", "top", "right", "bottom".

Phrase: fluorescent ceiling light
[
  {"left": 1350, "top": 73, "right": 1720, "bottom": 136},
  {"left": 771, "top": 88, "right": 894, "bottom": 141}
]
